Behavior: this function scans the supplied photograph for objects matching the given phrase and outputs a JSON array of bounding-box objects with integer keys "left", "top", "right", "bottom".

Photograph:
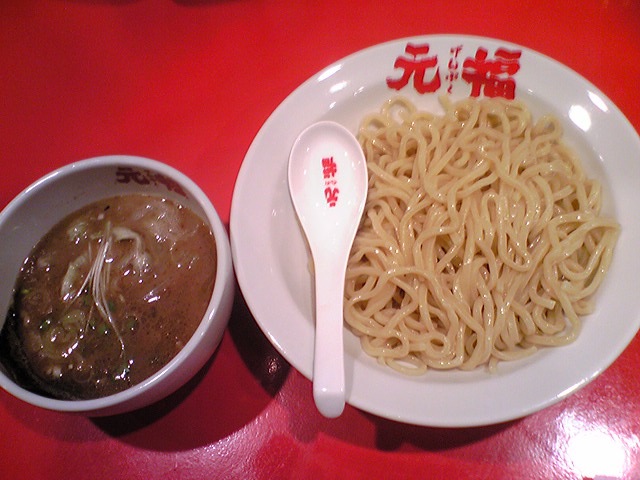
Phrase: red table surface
[{"left": 1, "top": 1, "right": 640, "bottom": 479}]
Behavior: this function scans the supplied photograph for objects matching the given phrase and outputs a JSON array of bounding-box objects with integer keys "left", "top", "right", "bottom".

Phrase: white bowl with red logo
[
  {"left": 0, "top": 155, "right": 234, "bottom": 415},
  {"left": 231, "top": 35, "right": 640, "bottom": 427}
]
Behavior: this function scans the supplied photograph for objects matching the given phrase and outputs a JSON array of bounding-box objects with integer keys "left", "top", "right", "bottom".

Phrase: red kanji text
[
  {"left": 321, "top": 157, "right": 339, "bottom": 207},
  {"left": 461, "top": 47, "right": 522, "bottom": 99},
  {"left": 386, "top": 43, "right": 442, "bottom": 94}
]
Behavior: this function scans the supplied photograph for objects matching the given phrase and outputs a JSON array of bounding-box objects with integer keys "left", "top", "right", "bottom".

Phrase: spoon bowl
[{"left": 288, "top": 121, "right": 368, "bottom": 418}]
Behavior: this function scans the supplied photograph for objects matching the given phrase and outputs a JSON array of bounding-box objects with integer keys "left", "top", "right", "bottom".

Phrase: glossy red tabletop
[{"left": 2, "top": 1, "right": 640, "bottom": 479}]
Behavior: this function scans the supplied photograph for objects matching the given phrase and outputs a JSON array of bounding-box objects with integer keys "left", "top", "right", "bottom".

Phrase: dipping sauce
[{"left": 0, "top": 194, "right": 217, "bottom": 400}]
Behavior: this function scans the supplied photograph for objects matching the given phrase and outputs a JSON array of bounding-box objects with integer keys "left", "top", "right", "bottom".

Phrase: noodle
[{"left": 344, "top": 96, "right": 620, "bottom": 375}]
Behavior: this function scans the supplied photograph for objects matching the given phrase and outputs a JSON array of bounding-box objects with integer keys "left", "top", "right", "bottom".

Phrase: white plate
[{"left": 230, "top": 35, "right": 640, "bottom": 427}]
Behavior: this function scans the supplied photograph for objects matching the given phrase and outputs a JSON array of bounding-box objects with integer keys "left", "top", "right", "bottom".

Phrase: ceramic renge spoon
[{"left": 288, "top": 121, "right": 368, "bottom": 418}]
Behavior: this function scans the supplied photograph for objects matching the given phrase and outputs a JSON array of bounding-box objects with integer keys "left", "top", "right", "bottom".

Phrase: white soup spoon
[{"left": 288, "top": 121, "right": 368, "bottom": 418}]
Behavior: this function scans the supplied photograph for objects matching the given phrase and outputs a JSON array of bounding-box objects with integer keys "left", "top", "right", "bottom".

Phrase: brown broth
[{"left": 0, "top": 194, "right": 217, "bottom": 400}]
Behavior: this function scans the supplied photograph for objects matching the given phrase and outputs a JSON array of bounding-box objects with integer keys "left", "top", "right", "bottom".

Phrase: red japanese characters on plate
[{"left": 386, "top": 42, "right": 522, "bottom": 99}]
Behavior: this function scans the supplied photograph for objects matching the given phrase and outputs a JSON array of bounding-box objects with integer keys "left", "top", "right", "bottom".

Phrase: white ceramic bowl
[
  {"left": 0, "top": 155, "right": 234, "bottom": 415},
  {"left": 231, "top": 35, "right": 640, "bottom": 427}
]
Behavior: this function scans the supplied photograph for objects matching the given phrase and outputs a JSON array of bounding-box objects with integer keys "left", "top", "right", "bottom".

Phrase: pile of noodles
[{"left": 344, "top": 96, "right": 620, "bottom": 375}]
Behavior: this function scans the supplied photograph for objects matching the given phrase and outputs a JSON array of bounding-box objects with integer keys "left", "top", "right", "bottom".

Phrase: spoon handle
[{"left": 312, "top": 251, "right": 347, "bottom": 418}]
